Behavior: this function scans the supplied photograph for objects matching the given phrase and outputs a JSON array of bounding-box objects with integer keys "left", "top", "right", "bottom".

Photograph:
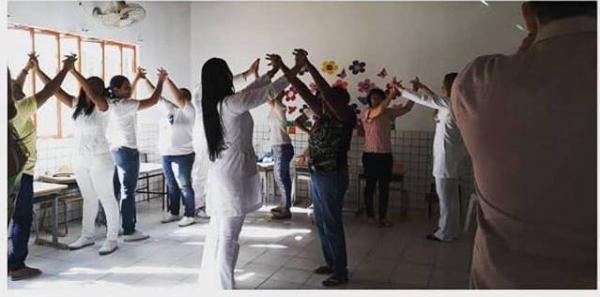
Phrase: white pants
[
  {"left": 192, "top": 149, "right": 208, "bottom": 209},
  {"left": 199, "top": 215, "right": 245, "bottom": 290},
  {"left": 434, "top": 177, "right": 461, "bottom": 241},
  {"left": 73, "top": 153, "right": 120, "bottom": 241}
]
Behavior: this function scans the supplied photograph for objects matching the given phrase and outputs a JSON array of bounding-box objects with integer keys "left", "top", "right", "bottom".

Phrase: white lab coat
[
  {"left": 205, "top": 74, "right": 289, "bottom": 217},
  {"left": 191, "top": 74, "right": 247, "bottom": 209},
  {"left": 401, "top": 89, "right": 467, "bottom": 178}
]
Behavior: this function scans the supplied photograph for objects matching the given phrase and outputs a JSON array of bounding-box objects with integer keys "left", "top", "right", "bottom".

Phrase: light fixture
[
  {"left": 515, "top": 24, "right": 526, "bottom": 32},
  {"left": 481, "top": 0, "right": 490, "bottom": 6}
]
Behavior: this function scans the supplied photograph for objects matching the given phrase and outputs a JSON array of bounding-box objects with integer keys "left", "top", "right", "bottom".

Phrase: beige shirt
[{"left": 452, "top": 16, "right": 596, "bottom": 289}]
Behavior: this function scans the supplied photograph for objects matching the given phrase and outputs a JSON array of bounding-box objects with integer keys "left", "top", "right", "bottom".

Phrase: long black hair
[
  {"left": 105, "top": 75, "right": 129, "bottom": 99},
  {"left": 73, "top": 76, "right": 105, "bottom": 120},
  {"left": 201, "top": 58, "right": 234, "bottom": 162}
]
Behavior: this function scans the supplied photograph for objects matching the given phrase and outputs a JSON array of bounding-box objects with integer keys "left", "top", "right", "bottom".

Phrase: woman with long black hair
[{"left": 198, "top": 56, "right": 292, "bottom": 289}]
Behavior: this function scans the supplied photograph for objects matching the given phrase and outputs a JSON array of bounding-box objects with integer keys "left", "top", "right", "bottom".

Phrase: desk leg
[
  {"left": 355, "top": 178, "right": 363, "bottom": 216},
  {"left": 35, "top": 195, "right": 69, "bottom": 249}
]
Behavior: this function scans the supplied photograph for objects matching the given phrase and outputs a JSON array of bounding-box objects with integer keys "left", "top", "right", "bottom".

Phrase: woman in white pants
[
  {"left": 33, "top": 56, "right": 119, "bottom": 255},
  {"left": 198, "top": 56, "right": 290, "bottom": 289},
  {"left": 401, "top": 74, "right": 467, "bottom": 242}
]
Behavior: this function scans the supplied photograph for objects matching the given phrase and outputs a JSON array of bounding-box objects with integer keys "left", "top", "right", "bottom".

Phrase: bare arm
[
  {"left": 70, "top": 68, "right": 109, "bottom": 111},
  {"left": 33, "top": 58, "right": 75, "bottom": 108},
  {"left": 15, "top": 57, "right": 35, "bottom": 89},
  {"left": 166, "top": 77, "right": 187, "bottom": 109},
  {"left": 138, "top": 68, "right": 168, "bottom": 111},
  {"left": 278, "top": 60, "right": 322, "bottom": 116},
  {"left": 294, "top": 114, "right": 312, "bottom": 134},
  {"left": 367, "top": 87, "right": 400, "bottom": 120},
  {"left": 34, "top": 55, "right": 77, "bottom": 108},
  {"left": 388, "top": 100, "right": 415, "bottom": 118}
]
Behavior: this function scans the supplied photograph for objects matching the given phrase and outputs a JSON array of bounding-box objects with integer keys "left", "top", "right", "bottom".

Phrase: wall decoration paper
[
  {"left": 332, "top": 79, "right": 348, "bottom": 89},
  {"left": 357, "top": 78, "right": 376, "bottom": 93},
  {"left": 348, "top": 60, "right": 366, "bottom": 75},
  {"left": 321, "top": 60, "right": 339, "bottom": 75},
  {"left": 337, "top": 69, "right": 347, "bottom": 79},
  {"left": 377, "top": 67, "right": 388, "bottom": 78}
]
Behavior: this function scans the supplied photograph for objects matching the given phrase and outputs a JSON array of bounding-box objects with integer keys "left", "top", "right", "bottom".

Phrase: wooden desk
[
  {"left": 257, "top": 162, "right": 275, "bottom": 205},
  {"left": 137, "top": 162, "right": 167, "bottom": 209},
  {"left": 33, "top": 182, "right": 69, "bottom": 249}
]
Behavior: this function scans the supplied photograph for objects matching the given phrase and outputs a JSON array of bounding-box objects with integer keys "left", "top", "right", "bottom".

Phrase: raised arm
[
  {"left": 138, "top": 68, "right": 168, "bottom": 111},
  {"left": 31, "top": 53, "right": 75, "bottom": 108},
  {"left": 274, "top": 53, "right": 322, "bottom": 116},
  {"left": 166, "top": 77, "right": 187, "bottom": 109},
  {"left": 367, "top": 87, "right": 400, "bottom": 120},
  {"left": 388, "top": 100, "right": 415, "bottom": 118},
  {"left": 401, "top": 77, "right": 450, "bottom": 110},
  {"left": 298, "top": 49, "right": 355, "bottom": 125},
  {"left": 15, "top": 55, "right": 35, "bottom": 89},
  {"left": 70, "top": 67, "right": 109, "bottom": 111},
  {"left": 294, "top": 114, "right": 312, "bottom": 134},
  {"left": 34, "top": 54, "right": 77, "bottom": 108}
]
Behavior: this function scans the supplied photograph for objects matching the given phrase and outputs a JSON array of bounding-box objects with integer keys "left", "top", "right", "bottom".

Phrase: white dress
[{"left": 205, "top": 74, "right": 289, "bottom": 217}]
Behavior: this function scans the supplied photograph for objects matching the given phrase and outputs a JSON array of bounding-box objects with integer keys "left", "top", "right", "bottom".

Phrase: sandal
[
  {"left": 322, "top": 275, "right": 349, "bottom": 287},
  {"left": 270, "top": 206, "right": 284, "bottom": 213},
  {"left": 378, "top": 219, "right": 393, "bottom": 228}
]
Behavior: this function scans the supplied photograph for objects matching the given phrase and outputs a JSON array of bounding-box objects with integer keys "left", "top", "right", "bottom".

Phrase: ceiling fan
[{"left": 79, "top": 1, "right": 146, "bottom": 28}]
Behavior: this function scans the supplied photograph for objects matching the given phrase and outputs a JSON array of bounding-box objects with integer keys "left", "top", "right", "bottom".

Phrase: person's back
[{"left": 452, "top": 3, "right": 596, "bottom": 288}]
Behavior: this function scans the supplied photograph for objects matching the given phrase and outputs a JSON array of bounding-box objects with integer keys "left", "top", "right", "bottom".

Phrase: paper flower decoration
[
  {"left": 321, "top": 60, "right": 339, "bottom": 75},
  {"left": 337, "top": 69, "right": 347, "bottom": 79},
  {"left": 385, "top": 76, "right": 402, "bottom": 91},
  {"left": 309, "top": 83, "right": 318, "bottom": 94},
  {"left": 357, "top": 79, "right": 376, "bottom": 93},
  {"left": 348, "top": 60, "right": 366, "bottom": 75},
  {"left": 287, "top": 106, "right": 297, "bottom": 114},
  {"left": 285, "top": 86, "right": 298, "bottom": 101},
  {"left": 332, "top": 79, "right": 348, "bottom": 89},
  {"left": 377, "top": 68, "right": 388, "bottom": 78}
]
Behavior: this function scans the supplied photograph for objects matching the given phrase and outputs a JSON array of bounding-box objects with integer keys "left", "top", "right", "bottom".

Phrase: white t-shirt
[
  {"left": 72, "top": 96, "right": 111, "bottom": 156},
  {"left": 158, "top": 99, "right": 195, "bottom": 156},
  {"left": 267, "top": 102, "right": 291, "bottom": 146},
  {"left": 108, "top": 98, "right": 140, "bottom": 149}
]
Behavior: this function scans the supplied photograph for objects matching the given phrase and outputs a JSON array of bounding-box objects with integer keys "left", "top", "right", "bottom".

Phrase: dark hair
[
  {"left": 73, "top": 76, "right": 105, "bottom": 120},
  {"left": 443, "top": 72, "right": 458, "bottom": 92},
  {"left": 105, "top": 75, "right": 129, "bottom": 99},
  {"left": 180, "top": 88, "right": 192, "bottom": 101},
  {"left": 201, "top": 58, "right": 234, "bottom": 162},
  {"left": 8, "top": 69, "right": 16, "bottom": 120},
  {"left": 530, "top": 1, "right": 596, "bottom": 24},
  {"left": 366, "top": 88, "right": 386, "bottom": 107},
  {"left": 330, "top": 86, "right": 351, "bottom": 105}
]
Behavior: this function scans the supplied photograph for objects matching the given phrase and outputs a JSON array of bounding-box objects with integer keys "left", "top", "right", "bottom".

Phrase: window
[{"left": 8, "top": 23, "right": 137, "bottom": 138}]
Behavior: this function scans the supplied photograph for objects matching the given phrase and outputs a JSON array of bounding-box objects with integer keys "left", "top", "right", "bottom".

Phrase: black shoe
[
  {"left": 270, "top": 206, "right": 284, "bottom": 213},
  {"left": 322, "top": 275, "right": 349, "bottom": 287},
  {"left": 425, "top": 234, "right": 442, "bottom": 242},
  {"left": 314, "top": 266, "right": 334, "bottom": 275},
  {"left": 271, "top": 210, "right": 292, "bottom": 220},
  {"left": 9, "top": 266, "right": 42, "bottom": 281}
]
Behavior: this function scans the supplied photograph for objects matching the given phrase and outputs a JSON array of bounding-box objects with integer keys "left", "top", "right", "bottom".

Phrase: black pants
[{"left": 362, "top": 152, "right": 393, "bottom": 219}]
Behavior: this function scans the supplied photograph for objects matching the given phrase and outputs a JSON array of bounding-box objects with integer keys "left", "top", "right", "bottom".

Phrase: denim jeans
[
  {"left": 8, "top": 174, "right": 34, "bottom": 271},
  {"left": 272, "top": 144, "right": 294, "bottom": 209},
  {"left": 311, "top": 171, "right": 349, "bottom": 279},
  {"left": 111, "top": 147, "right": 140, "bottom": 235},
  {"left": 161, "top": 153, "right": 196, "bottom": 217}
]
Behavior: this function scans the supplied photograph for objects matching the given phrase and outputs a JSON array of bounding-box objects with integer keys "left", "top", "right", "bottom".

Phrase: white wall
[
  {"left": 7, "top": 0, "right": 191, "bottom": 122},
  {"left": 189, "top": 1, "right": 524, "bottom": 131}
]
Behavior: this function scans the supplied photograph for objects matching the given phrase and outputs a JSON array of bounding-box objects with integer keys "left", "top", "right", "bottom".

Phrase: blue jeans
[
  {"left": 272, "top": 144, "right": 294, "bottom": 209},
  {"left": 111, "top": 147, "right": 140, "bottom": 235},
  {"left": 8, "top": 174, "right": 34, "bottom": 271},
  {"left": 161, "top": 153, "right": 196, "bottom": 217},
  {"left": 311, "top": 171, "right": 349, "bottom": 279}
]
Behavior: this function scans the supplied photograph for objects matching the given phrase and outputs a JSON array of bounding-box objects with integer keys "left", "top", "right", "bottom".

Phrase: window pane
[
  {"left": 122, "top": 47, "right": 135, "bottom": 81},
  {"left": 60, "top": 36, "right": 80, "bottom": 137},
  {"left": 105, "top": 44, "right": 121, "bottom": 81},
  {"left": 8, "top": 29, "right": 34, "bottom": 96},
  {"left": 81, "top": 41, "right": 102, "bottom": 78},
  {"left": 34, "top": 33, "right": 59, "bottom": 137}
]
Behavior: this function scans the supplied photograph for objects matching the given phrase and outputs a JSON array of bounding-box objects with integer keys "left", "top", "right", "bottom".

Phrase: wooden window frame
[{"left": 8, "top": 23, "right": 138, "bottom": 139}]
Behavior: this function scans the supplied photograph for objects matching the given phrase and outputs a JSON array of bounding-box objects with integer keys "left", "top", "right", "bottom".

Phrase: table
[
  {"left": 355, "top": 165, "right": 407, "bottom": 216},
  {"left": 292, "top": 165, "right": 312, "bottom": 206},
  {"left": 33, "top": 182, "right": 69, "bottom": 249},
  {"left": 257, "top": 161, "right": 276, "bottom": 205},
  {"left": 137, "top": 162, "right": 167, "bottom": 209}
]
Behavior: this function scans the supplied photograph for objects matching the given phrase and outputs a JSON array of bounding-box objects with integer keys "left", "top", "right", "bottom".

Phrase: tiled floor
[{"left": 8, "top": 198, "right": 474, "bottom": 290}]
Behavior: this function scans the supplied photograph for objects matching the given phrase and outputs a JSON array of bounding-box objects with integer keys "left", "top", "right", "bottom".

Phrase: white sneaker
[
  {"left": 178, "top": 216, "right": 195, "bottom": 227},
  {"left": 195, "top": 208, "right": 210, "bottom": 219},
  {"left": 161, "top": 213, "right": 180, "bottom": 224},
  {"left": 123, "top": 230, "right": 150, "bottom": 242},
  {"left": 68, "top": 237, "right": 95, "bottom": 250},
  {"left": 98, "top": 240, "right": 118, "bottom": 256}
]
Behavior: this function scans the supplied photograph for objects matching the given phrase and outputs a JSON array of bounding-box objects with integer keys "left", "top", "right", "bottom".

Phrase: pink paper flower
[
  {"left": 332, "top": 79, "right": 348, "bottom": 89},
  {"left": 357, "top": 79, "right": 376, "bottom": 93}
]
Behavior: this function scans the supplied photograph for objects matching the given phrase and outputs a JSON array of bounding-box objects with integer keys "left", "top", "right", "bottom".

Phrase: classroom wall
[{"left": 189, "top": 1, "right": 524, "bottom": 131}]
